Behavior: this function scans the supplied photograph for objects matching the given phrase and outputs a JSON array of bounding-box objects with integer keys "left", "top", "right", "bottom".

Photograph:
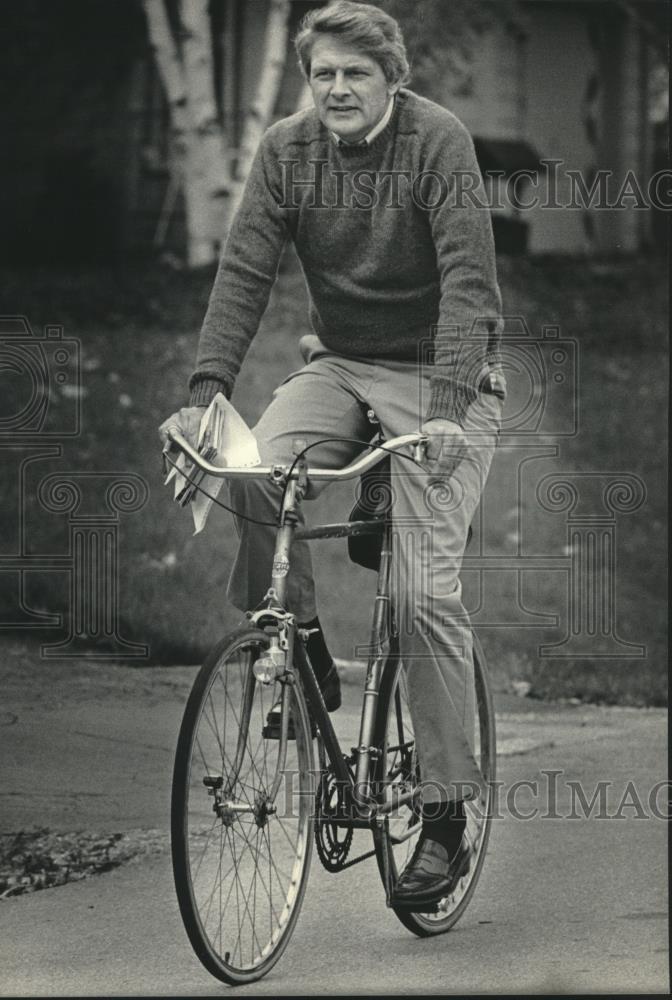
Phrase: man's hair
[{"left": 294, "top": 1, "right": 411, "bottom": 87}]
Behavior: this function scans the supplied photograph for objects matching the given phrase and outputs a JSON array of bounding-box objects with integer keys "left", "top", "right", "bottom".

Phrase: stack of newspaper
[{"left": 164, "top": 393, "right": 261, "bottom": 533}]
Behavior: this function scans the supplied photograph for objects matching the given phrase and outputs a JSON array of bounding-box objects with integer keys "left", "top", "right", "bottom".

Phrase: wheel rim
[
  {"left": 177, "top": 641, "right": 313, "bottom": 977},
  {"left": 381, "top": 652, "right": 495, "bottom": 928}
]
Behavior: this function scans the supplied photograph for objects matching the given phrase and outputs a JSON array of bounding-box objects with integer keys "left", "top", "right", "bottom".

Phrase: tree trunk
[
  {"left": 143, "top": 0, "right": 294, "bottom": 266},
  {"left": 180, "top": 0, "right": 231, "bottom": 266},
  {"left": 142, "top": 0, "right": 189, "bottom": 139},
  {"left": 142, "top": 0, "right": 231, "bottom": 268},
  {"left": 229, "top": 0, "right": 291, "bottom": 217}
]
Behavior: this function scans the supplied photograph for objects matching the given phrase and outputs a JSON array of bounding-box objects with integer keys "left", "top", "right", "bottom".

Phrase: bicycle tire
[
  {"left": 171, "top": 625, "right": 315, "bottom": 985},
  {"left": 372, "top": 632, "right": 496, "bottom": 936}
]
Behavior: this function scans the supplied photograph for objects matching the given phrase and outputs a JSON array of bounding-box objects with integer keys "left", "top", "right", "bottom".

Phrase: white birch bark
[
  {"left": 180, "top": 0, "right": 231, "bottom": 266},
  {"left": 229, "top": 0, "right": 292, "bottom": 217},
  {"left": 143, "top": 0, "right": 231, "bottom": 268},
  {"left": 142, "top": 0, "right": 189, "bottom": 140}
]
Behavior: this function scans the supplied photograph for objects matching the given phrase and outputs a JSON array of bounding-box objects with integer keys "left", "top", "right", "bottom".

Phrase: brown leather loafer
[{"left": 392, "top": 834, "right": 471, "bottom": 908}]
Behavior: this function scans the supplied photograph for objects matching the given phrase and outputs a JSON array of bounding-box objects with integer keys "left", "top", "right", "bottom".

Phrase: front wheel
[
  {"left": 372, "top": 633, "right": 496, "bottom": 936},
  {"left": 171, "top": 626, "right": 315, "bottom": 985}
]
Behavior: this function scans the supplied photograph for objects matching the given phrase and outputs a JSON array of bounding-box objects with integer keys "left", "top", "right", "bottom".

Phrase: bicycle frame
[
  {"left": 166, "top": 429, "right": 427, "bottom": 826},
  {"left": 250, "top": 466, "right": 408, "bottom": 824}
]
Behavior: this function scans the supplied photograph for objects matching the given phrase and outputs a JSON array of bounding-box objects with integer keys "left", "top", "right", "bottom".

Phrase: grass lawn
[{"left": 0, "top": 251, "right": 667, "bottom": 704}]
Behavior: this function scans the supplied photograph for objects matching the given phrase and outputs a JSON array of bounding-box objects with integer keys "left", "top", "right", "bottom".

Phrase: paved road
[{"left": 0, "top": 663, "right": 668, "bottom": 995}]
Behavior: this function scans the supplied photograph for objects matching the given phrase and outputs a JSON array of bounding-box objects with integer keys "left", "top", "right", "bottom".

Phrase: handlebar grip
[{"left": 413, "top": 437, "right": 428, "bottom": 463}]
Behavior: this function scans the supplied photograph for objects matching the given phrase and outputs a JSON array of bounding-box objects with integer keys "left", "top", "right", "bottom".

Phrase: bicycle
[{"left": 166, "top": 425, "right": 496, "bottom": 986}]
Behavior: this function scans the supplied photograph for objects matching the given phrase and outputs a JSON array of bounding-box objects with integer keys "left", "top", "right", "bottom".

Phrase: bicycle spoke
[
  {"left": 238, "top": 836, "right": 283, "bottom": 929},
  {"left": 201, "top": 820, "right": 225, "bottom": 932},
  {"left": 251, "top": 827, "right": 259, "bottom": 966},
  {"left": 188, "top": 815, "right": 220, "bottom": 882},
  {"left": 228, "top": 826, "right": 244, "bottom": 967},
  {"left": 229, "top": 823, "right": 295, "bottom": 887},
  {"left": 267, "top": 822, "right": 274, "bottom": 939},
  {"left": 234, "top": 829, "right": 284, "bottom": 933},
  {"left": 231, "top": 840, "right": 264, "bottom": 964},
  {"left": 202, "top": 694, "right": 223, "bottom": 756},
  {"left": 274, "top": 811, "right": 302, "bottom": 855}
]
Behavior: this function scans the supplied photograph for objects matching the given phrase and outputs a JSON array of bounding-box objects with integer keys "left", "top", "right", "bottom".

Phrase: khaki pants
[{"left": 228, "top": 341, "right": 503, "bottom": 804}]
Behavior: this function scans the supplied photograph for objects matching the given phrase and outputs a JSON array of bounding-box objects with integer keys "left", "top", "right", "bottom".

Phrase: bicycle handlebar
[{"left": 166, "top": 429, "right": 428, "bottom": 482}]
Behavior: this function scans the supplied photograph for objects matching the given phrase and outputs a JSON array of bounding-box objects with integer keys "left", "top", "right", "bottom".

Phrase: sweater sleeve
[
  {"left": 188, "top": 135, "right": 288, "bottom": 406},
  {"left": 423, "top": 117, "right": 503, "bottom": 426}
]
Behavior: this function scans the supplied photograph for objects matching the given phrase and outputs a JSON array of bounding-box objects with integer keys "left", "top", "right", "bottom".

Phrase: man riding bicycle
[{"left": 160, "top": 0, "right": 505, "bottom": 909}]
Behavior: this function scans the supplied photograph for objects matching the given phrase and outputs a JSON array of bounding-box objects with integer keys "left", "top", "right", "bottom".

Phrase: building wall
[
  {"left": 441, "top": 1, "right": 651, "bottom": 255},
  {"left": 444, "top": 24, "right": 526, "bottom": 142},
  {"left": 596, "top": 10, "right": 653, "bottom": 252},
  {"left": 524, "top": 2, "right": 600, "bottom": 253}
]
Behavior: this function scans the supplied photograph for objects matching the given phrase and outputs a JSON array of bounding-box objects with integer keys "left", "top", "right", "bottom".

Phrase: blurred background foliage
[{"left": 382, "top": 0, "right": 520, "bottom": 99}]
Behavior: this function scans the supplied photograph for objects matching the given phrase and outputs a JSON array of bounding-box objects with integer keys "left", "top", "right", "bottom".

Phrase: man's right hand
[{"left": 158, "top": 405, "right": 207, "bottom": 449}]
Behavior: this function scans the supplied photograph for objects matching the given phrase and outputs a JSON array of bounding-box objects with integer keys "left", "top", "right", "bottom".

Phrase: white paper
[
  {"left": 174, "top": 453, "right": 190, "bottom": 498},
  {"left": 190, "top": 394, "right": 261, "bottom": 534},
  {"left": 163, "top": 450, "right": 190, "bottom": 496}
]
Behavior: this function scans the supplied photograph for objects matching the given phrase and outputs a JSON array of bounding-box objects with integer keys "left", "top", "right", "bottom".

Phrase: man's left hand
[{"left": 420, "top": 418, "right": 468, "bottom": 480}]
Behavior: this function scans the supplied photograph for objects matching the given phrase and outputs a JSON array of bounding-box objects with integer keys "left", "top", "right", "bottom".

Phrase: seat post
[{"left": 352, "top": 521, "right": 393, "bottom": 807}]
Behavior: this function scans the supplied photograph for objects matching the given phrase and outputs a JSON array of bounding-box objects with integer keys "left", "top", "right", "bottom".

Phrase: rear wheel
[
  {"left": 171, "top": 626, "right": 314, "bottom": 985},
  {"left": 372, "top": 633, "right": 496, "bottom": 936}
]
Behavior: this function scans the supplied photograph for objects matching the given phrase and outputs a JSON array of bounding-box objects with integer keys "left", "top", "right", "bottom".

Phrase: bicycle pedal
[
  {"left": 388, "top": 895, "right": 442, "bottom": 914},
  {"left": 263, "top": 717, "right": 317, "bottom": 741}
]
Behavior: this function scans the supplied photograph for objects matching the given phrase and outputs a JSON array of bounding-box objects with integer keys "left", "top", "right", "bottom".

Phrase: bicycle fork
[
  {"left": 217, "top": 465, "right": 305, "bottom": 812},
  {"left": 211, "top": 623, "right": 296, "bottom": 824}
]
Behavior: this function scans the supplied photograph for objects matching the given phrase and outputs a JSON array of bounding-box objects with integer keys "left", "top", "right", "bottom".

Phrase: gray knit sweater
[{"left": 189, "top": 89, "right": 502, "bottom": 426}]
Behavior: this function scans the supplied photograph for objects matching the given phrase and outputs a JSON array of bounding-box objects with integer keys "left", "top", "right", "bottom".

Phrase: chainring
[{"left": 314, "top": 767, "right": 354, "bottom": 873}]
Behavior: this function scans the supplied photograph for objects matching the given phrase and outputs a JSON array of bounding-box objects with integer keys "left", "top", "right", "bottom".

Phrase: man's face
[{"left": 308, "top": 35, "right": 398, "bottom": 143}]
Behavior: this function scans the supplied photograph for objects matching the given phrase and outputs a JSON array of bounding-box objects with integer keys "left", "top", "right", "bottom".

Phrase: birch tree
[
  {"left": 143, "top": 0, "right": 292, "bottom": 268},
  {"left": 229, "top": 0, "right": 292, "bottom": 217},
  {"left": 143, "top": 0, "right": 231, "bottom": 267},
  {"left": 180, "top": 1, "right": 232, "bottom": 265}
]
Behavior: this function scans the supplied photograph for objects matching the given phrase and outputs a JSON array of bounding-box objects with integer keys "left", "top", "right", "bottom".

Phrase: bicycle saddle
[{"left": 347, "top": 455, "right": 391, "bottom": 571}]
